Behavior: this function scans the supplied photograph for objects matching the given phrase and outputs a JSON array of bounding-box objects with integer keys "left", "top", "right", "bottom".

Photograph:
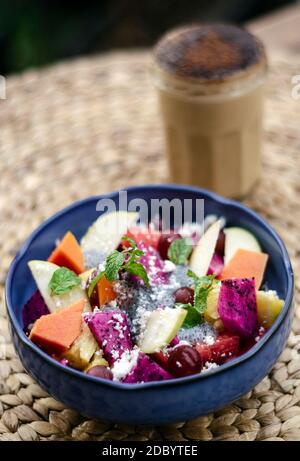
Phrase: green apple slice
[
  {"left": 80, "top": 211, "right": 138, "bottom": 257},
  {"left": 189, "top": 220, "right": 221, "bottom": 277},
  {"left": 79, "top": 268, "right": 96, "bottom": 283},
  {"left": 28, "top": 260, "right": 91, "bottom": 313},
  {"left": 224, "top": 227, "right": 261, "bottom": 265},
  {"left": 138, "top": 307, "right": 187, "bottom": 354},
  {"left": 62, "top": 324, "right": 99, "bottom": 370},
  {"left": 204, "top": 285, "right": 221, "bottom": 322}
]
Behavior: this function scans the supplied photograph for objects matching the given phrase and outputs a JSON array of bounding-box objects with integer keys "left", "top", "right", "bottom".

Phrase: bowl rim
[{"left": 5, "top": 184, "right": 294, "bottom": 390}]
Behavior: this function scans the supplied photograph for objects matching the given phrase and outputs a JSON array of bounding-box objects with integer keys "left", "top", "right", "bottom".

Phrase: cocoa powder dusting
[
  {"left": 155, "top": 24, "right": 265, "bottom": 81},
  {"left": 183, "top": 32, "right": 240, "bottom": 72}
]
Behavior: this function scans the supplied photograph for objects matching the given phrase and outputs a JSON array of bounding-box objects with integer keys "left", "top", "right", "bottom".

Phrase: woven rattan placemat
[{"left": 0, "top": 51, "right": 299, "bottom": 441}]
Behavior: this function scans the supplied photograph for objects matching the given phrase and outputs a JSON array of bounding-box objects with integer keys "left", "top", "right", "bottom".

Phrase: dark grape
[
  {"left": 87, "top": 365, "right": 113, "bottom": 380},
  {"left": 215, "top": 229, "right": 225, "bottom": 256},
  {"left": 174, "top": 287, "right": 194, "bottom": 305},
  {"left": 117, "top": 242, "right": 125, "bottom": 251},
  {"left": 158, "top": 233, "right": 181, "bottom": 260},
  {"left": 168, "top": 345, "right": 202, "bottom": 377}
]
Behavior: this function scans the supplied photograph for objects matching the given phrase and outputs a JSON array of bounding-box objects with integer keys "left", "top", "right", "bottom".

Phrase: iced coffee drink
[{"left": 153, "top": 24, "right": 267, "bottom": 198}]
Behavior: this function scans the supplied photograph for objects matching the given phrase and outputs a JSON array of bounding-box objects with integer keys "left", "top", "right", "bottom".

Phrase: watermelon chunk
[
  {"left": 123, "top": 353, "right": 173, "bottom": 383},
  {"left": 126, "top": 226, "right": 161, "bottom": 250},
  {"left": 22, "top": 290, "right": 49, "bottom": 332},
  {"left": 85, "top": 311, "right": 133, "bottom": 365},
  {"left": 196, "top": 333, "right": 240, "bottom": 365},
  {"left": 211, "top": 333, "right": 240, "bottom": 363},
  {"left": 195, "top": 342, "right": 213, "bottom": 364},
  {"left": 218, "top": 278, "right": 258, "bottom": 338}
]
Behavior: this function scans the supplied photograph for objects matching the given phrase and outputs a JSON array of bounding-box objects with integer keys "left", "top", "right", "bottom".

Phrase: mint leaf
[
  {"left": 125, "top": 248, "right": 144, "bottom": 267},
  {"left": 194, "top": 284, "right": 210, "bottom": 314},
  {"left": 175, "top": 303, "right": 202, "bottom": 329},
  {"left": 49, "top": 267, "right": 81, "bottom": 296},
  {"left": 186, "top": 269, "right": 216, "bottom": 286},
  {"left": 92, "top": 235, "right": 151, "bottom": 288},
  {"left": 167, "top": 237, "right": 193, "bottom": 265},
  {"left": 174, "top": 270, "right": 217, "bottom": 328},
  {"left": 133, "top": 249, "right": 144, "bottom": 257},
  {"left": 87, "top": 270, "right": 104, "bottom": 298},
  {"left": 105, "top": 250, "right": 125, "bottom": 282},
  {"left": 187, "top": 269, "right": 216, "bottom": 314},
  {"left": 124, "top": 261, "right": 150, "bottom": 287}
]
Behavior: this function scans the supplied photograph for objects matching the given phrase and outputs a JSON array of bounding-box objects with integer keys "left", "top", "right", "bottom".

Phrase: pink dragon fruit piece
[
  {"left": 123, "top": 353, "right": 173, "bottom": 383},
  {"left": 138, "top": 243, "right": 169, "bottom": 285},
  {"left": 59, "top": 358, "right": 69, "bottom": 367},
  {"left": 208, "top": 253, "right": 224, "bottom": 277},
  {"left": 85, "top": 311, "right": 133, "bottom": 366},
  {"left": 22, "top": 290, "right": 49, "bottom": 332},
  {"left": 169, "top": 336, "right": 180, "bottom": 347},
  {"left": 218, "top": 278, "right": 258, "bottom": 338}
]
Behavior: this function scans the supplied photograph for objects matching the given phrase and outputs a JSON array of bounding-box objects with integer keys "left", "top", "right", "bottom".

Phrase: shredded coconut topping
[
  {"left": 112, "top": 347, "right": 140, "bottom": 381},
  {"left": 163, "top": 260, "right": 176, "bottom": 273},
  {"left": 203, "top": 362, "right": 219, "bottom": 370},
  {"left": 111, "top": 349, "right": 120, "bottom": 361}
]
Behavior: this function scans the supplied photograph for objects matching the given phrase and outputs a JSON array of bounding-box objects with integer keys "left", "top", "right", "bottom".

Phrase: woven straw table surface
[{"left": 0, "top": 50, "right": 299, "bottom": 441}]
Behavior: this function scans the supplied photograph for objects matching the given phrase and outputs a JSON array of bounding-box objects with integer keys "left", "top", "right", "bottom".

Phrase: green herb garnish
[
  {"left": 87, "top": 270, "right": 104, "bottom": 298},
  {"left": 175, "top": 302, "right": 203, "bottom": 329},
  {"left": 167, "top": 237, "right": 193, "bottom": 265},
  {"left": 87, "top": 236, "right": 150, "bottom": 297},
  {"left": 174, "top": 270, "right": 217, "bottom": 329},
  {"left": 187, "top": 269, "right": 216, "bottom": 314},
  {"left": 48, "top": 267, "right": 81, "bottom": 296},
  {"left": 123, "top": 261, "right": 149, "bottom": 285},
  {"left": 105, "top": 250, "right": 125, "bottom": 281}
]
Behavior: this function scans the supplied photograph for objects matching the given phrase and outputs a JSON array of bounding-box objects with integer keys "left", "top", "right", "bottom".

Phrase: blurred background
[{"left": 0, "top": 0, "right": 296, "bottom": 75}]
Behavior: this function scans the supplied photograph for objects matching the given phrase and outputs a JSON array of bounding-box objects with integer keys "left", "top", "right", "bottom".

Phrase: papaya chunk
[
  {"left": 221, "top": 249, "right": 268, "bottom": 289},
  {"left": 29, "top": 299, "right": 84, "bottom": 353},
  {"left": 97, "top": 275, "right": 117, "bottom": 306},
  {"left": 48, "top": 231, "right": 85, "bottom": 274}
]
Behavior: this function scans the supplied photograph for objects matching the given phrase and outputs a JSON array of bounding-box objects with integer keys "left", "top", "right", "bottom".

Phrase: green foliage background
[{"left": 0, "top": 0, "right": 292, "bottom": 75}]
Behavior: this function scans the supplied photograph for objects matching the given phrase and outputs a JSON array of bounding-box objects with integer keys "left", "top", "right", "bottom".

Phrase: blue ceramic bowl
[{"left": 6, "top": 185, "right": 294, "bottom": 425}]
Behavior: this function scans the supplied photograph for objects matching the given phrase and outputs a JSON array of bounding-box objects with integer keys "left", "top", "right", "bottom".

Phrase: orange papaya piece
[
  {"left": 48, "top": 231, "right": 85, "bottom": 274},
  {"left": 221, "top": 249, "right": 268, "bottom": 289},
  {"left": 29, "top": 299, "right": 84, "bottom": 353},
  {"left": 97, "top": 276, "right": 117, "bottom": 306}
]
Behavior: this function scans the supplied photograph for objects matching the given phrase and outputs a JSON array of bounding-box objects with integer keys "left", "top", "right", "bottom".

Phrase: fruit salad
[{"left": 23, "top": 211, "right": 285, "bottom": 384}]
